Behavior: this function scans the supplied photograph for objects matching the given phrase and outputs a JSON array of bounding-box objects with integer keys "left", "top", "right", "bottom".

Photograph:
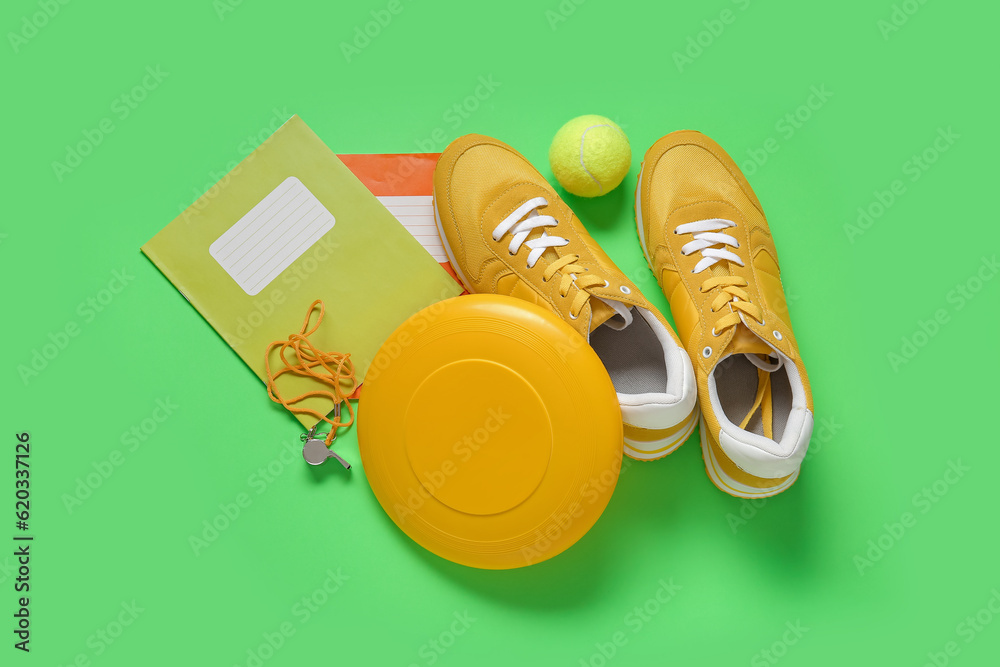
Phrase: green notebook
[{"left": 142, "top": 114, "right": 461, "bottom": 428}]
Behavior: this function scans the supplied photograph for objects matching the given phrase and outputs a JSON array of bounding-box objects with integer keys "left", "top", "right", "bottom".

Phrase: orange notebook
[{"left": 339, "top": 153, "right": 466, "bottom": 290}]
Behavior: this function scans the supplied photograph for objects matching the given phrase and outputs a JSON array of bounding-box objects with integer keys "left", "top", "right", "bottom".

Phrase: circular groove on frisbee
[{"left": 404, "top": 359, "right": 552, "bottom": 516}]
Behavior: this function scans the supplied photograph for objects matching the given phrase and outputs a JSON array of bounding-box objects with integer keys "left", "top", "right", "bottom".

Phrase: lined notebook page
[
  {"left": 377, "top": 195, "right": 446, "bottom": 262},
  {"left": 209, "top": 177, "right": 336, "bottom": 295}
]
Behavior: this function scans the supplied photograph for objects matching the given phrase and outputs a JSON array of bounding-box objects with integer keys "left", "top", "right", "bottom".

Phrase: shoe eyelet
[
  {"left": 711, "top": 328, "right": 720, "bottom": 337},
  {"left": 619, "top": 285, "right": 631, "bottom": 294},
  {"left": 601, "top": 280, "right": 610, "bottom": 288},
  {"left": 702, "top": 346, "right": 712, "bottom": 358},
  {"left": 569, "top": 312, "right": 579, "bottom": 320},
  {"left": 773, "top": 330, "right": 783, "bottom": 341}
]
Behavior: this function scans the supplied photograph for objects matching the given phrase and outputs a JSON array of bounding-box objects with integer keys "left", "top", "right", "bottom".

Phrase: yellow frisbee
[{"left": 359, "top": 295, "right": 623, "bottom": 569}]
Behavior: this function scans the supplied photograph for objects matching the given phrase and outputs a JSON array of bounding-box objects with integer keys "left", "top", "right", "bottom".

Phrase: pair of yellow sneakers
[{"left": 433, "top": 132, "right": 813, "bottom": 498}]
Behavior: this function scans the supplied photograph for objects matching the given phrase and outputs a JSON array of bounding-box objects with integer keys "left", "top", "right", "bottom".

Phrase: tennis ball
[{"left": 549, "top": 115, "right": 631, "bottom": 198}]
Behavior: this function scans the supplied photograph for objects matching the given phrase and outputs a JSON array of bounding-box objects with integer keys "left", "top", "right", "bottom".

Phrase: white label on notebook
[
  {"left": 210, "top": 177, "right": 336, "bottom": 295},
  {"left": 376, "top": 195, "right": 446, "bottom": 262}
]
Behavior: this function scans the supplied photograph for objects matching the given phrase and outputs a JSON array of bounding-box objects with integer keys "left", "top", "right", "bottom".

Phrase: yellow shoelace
[
  {"left": 492, "top": 197, "right": 609, "bottom": 320},
  {"left": 700, "top": 278, "right": 773, "bottom": 439},
  {"left": 739, "top": 362, "right": 774, "bottom": 439},
  {"left": 699, "top": 275, "right": 764, "bottom": 334},
  {"left": 545, "top": 253, "right": 606, "bottom": 319}
]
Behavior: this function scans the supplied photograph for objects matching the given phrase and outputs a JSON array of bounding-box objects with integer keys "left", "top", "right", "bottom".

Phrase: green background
[{"left": 4, "top": 0, "right": 998, "bottom": 665}]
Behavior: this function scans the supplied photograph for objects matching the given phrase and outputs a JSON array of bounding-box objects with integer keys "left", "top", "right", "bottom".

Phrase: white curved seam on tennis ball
[{"left": 578, "top": 123, "right": 617, "bottom": 194}]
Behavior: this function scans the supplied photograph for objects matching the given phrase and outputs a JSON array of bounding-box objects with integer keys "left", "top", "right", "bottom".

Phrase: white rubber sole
[
  {"left": 623, "top": 405, "right": 699, "bottom": 461},
  {"left": 433, "top": 194, "right": 475, "bottom": 292},
  {"left": 699, "top": 417, "right": 800, "bottom": 498},
  {"left": 634, "top": 164, "right": 654, "bottom": 271}
]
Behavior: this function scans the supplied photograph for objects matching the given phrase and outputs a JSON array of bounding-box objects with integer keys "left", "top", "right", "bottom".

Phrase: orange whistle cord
[{"left": 264, "top": 300, "right": 357, "bottom": 446}]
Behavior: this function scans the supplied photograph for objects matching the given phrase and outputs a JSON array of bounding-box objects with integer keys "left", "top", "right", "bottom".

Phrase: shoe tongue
[
  {"left": 727, "top": 323, "right": 773, "bottom": 356},
  {"left": 589, "top": 299, "right": 618, "bottom": 332},
  {"left": 589, "top": 298, "right": 635, "bottom": 333}
]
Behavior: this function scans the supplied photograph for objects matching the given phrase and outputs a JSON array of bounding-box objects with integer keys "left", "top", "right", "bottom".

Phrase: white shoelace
[
  {"left": 674, "top": 218, "right": 744, "bottom": 274},
  {"left": 492, "top": 196, "right": 633, "bottom": 328},
  {"left": 492, "top": 196, "right": 569, "bottom": 268},
  {"left": 676, "top": 217, "right": 783, "bottom": 368}
]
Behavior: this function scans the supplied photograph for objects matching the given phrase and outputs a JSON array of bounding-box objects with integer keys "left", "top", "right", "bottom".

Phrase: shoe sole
[
  {"left": 623, "top": 405, "right": 699, "bottom": 461},
  {"left": 433, "top": 194, "right": 476, "bottom": 292},
  {"left": 698, "top": 416, "right": 800, "bottom": 498},
  {"left": 634, "top": 164, "right": 655, "bottom": 272}
]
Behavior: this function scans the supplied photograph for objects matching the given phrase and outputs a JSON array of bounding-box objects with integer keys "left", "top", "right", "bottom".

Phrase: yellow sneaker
[
  {"left": 636, "top": 131, "right": 814, "bottom": 497},
  {"left": 434, "top": 134, "right": 697, "bottom": 460}
]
